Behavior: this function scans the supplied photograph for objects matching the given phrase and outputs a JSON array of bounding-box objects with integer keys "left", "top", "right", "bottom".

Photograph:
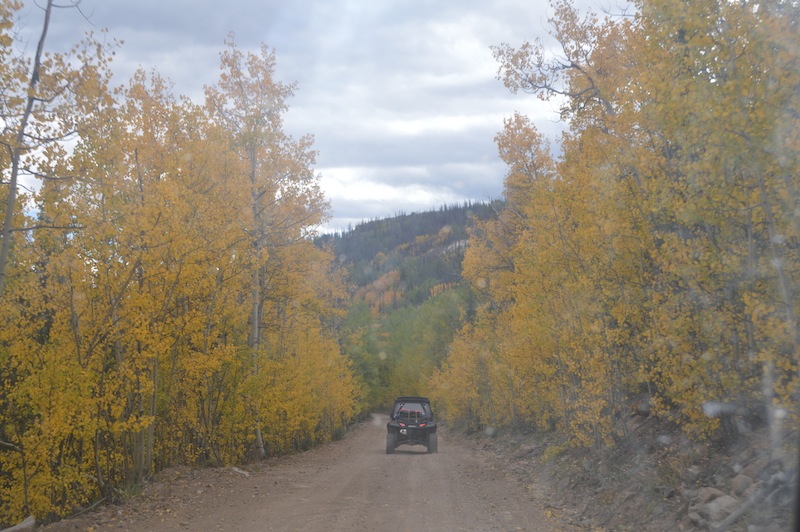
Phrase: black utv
[{"left": 386, "top": 396, "right": 438, "bottom": 454}]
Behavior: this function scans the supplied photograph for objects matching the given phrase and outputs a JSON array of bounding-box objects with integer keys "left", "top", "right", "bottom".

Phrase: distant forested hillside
[
  {"left": 318, "top": 202, "right": 499, "bottom": 269},
  {"left": 316, "top": 201, "right": 501, "bottom": 406},
  {"left": 317, "top": 201, "right": 500, "bottom": 304}
]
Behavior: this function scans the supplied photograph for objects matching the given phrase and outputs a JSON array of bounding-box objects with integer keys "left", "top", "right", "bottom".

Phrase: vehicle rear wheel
[
  {"left": 427, "top": 432, "right": 438, "bottom": 453},
  {"left": 386, "top": 432, "right": 396, "bottom": 454}
]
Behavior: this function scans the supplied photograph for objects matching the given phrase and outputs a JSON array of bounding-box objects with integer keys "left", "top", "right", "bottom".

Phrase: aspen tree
[
  {"left": 0, "top": 1, "right": 116, "bottom": 520},
  {"left": 0, "top": 0, "right": 115, "bottom": 298},
  {"left": 205, "top": 38, "right": 334, "bottom": 458},
  {"left": 436, "top": 0, "right": 798, "bottom": 447},
  {"left": 637, "top": 0, "right": 800, "bottom": 442}
]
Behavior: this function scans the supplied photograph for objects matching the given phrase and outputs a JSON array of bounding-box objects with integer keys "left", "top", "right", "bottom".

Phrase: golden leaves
[
  {"left": 0, "top": 24, "right": 355, "bottom": 527},
  {"left": 432, "top": 0, "right": 800, "bottom": 449}
]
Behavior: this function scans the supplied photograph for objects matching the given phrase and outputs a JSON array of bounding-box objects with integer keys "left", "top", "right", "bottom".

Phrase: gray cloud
[{"left": 19, "top": 0, "right": 573, "bottom": 232}]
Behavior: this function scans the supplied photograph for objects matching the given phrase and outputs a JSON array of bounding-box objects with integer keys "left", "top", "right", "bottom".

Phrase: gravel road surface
[{"left": 43, "top": 414, "right": 559, "bottom": 531}]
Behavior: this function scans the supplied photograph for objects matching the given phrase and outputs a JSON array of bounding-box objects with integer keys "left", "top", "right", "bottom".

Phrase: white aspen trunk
[{"left": 0, "top": 1, "right": 53, "bottom": 298}]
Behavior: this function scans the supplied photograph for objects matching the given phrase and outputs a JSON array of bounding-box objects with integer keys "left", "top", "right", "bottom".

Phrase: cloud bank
[{"left": 20, "top": 0, "right": 572, "bottom": 232}]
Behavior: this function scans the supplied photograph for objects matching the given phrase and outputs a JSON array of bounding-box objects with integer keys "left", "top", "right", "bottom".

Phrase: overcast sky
[{"left": 17, "top": 0, "right": 591, "bottom": 232}]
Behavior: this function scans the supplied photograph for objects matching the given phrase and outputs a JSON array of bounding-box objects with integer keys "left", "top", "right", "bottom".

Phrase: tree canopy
[
  {"left": 0, "top": 4, "right": 355, "bottom": 524},
  {"left": 432, "top": 0, "right": 800, "bottom": 453}
]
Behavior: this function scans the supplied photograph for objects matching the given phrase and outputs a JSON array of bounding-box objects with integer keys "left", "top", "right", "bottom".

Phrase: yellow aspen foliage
[
  {"left": 430, "top": 322, "right": 488, "bottom": 432},
  {"left": 634, "top": 0, "right": 800, "bottom": 441},
  {"left": 0, "top": 23, "right": 356, "bottom": 525},
  {"left": 434, "top": 0, "right": 799, "bottom": 452}
]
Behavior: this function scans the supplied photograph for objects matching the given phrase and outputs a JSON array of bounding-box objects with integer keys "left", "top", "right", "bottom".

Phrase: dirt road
[{"left": 44, "top": 414, "right": 559, "bottom": 531}]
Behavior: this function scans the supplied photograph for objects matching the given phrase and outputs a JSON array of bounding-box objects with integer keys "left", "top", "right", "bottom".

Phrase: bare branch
[
  {"left": 21, "top": 168, "right": 80, "bottom": 181},
  {"left": 0, "top": 440, "right": 22, "bottom": 453},
  {"left": 10, "top": 223, "right": 83, "bottom": 233}
]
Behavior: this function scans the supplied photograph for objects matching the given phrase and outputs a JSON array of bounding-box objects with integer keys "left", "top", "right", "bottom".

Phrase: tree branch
[
  {"left": 10, "top": 223, "right": 83, "bottom": 233},
  {"left": 0, "top": 440, "right": 22, "bottom": 452}
]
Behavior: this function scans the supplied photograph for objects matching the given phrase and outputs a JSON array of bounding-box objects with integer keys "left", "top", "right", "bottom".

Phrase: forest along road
[{"left": 44, "top": 414, "right": 560, "bottom": 532}]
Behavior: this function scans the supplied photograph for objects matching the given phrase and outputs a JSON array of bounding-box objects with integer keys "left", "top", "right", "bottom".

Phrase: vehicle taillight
[
  {"left": 419, "top": 423, "right": 426, "bottom": 427},
  {"left": 399, "top": 422, "right": 406, "bottom": 427}
]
